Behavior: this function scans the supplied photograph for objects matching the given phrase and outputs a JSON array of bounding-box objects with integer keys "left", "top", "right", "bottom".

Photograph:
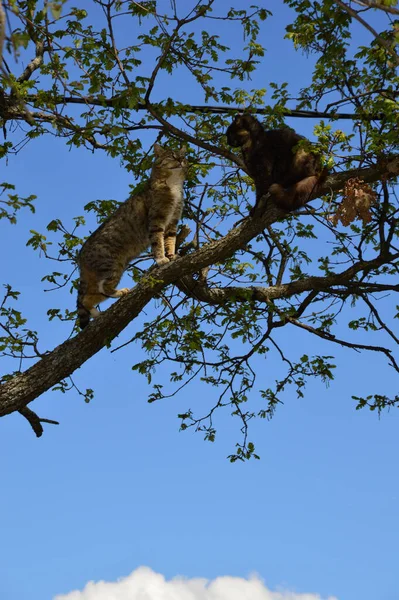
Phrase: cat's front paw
[
  {"left": 166, "top": 253, "right": 178, "bottom": 261},
  {"left": 155, "top": 257, "right": 170, "bottom": 266},
  {"left": 116, "top": 287, "right": 130, "bottom": 297}
]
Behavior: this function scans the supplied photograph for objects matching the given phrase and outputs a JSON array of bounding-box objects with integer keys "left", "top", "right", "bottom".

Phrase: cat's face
[
  {"left": 226, "top": 114, "right": 252, "bottom": 147},
  {"left": 153, "top": 144, "right": 188, "bottom": 172}
]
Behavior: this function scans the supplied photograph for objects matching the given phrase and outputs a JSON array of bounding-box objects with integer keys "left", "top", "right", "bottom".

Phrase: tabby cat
[
  {"left": 77, "top": 143, "right": 187, "bottom": 329},
  {"left": 226, "top": 113, "right": 326, "bottom": 211}
]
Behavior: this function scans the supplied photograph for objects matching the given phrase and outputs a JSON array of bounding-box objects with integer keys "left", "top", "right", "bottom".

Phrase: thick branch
[
  {"left": 0, "top": 158, "right": 398, "bottom": 417},
  {"left": 177, "top": 252, "right": 399, "bottom": 306}
]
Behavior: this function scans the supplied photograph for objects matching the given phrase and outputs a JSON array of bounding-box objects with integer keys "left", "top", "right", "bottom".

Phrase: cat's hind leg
[
  {"left": 98, "top": 279, "right": 130, "bottom": 298},
  {"left": 77, "top": 276, "right": 104, "bottom": 329},
  {"left": 77, "top": 284, "right": 128, "bottom": 330},
  {"left": 77, "top": 291, "right": 104, "bottom": 329},
  {"left": 269, "top": 175, "right": 319, "bottom": 210}
]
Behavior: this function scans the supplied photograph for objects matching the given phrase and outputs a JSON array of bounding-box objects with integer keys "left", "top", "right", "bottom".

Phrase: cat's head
[
  {"left": 226, "top": 113, "right": 263, "bottom": 147},
  {"left": 153, "top": 143, "right": 188, "bottom": 171}
]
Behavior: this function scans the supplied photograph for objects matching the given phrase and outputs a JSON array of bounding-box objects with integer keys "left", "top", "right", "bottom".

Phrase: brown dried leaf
[{"left": 331, "top": 178, "right": 377, "bottom": 226}]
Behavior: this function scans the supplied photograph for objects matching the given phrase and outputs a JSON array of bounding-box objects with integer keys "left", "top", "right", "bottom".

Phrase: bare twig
[
  {"left": 18, "top": 406, "right": 59, "bottom": 437},
  {"left": 286, "top": 316, "right": 399, "bottom": 373},
  {"left": 102, "top": 1, "right": 131, "bottom": 87}
]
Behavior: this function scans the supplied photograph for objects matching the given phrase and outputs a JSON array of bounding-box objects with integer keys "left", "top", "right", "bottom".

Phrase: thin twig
[
  {"left": 352, "top": 0, "right": 399, "bottom": 15},
  {"left": 334, "top": 0, "right": 399, "bottom": 66},
  {"left": 18, "top": 406, "right": 59, "bottom": 437},
  {"left": 0, "top": 0, "right": 5, "bottom": 67}
]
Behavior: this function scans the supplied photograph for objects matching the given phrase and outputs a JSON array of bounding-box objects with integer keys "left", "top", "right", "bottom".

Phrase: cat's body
[
  {"left": 77, "top": 144, "right": 187, "bottom": 329},
  {"left": 226, "top": 114, "right": 326, "bottom": 210}
]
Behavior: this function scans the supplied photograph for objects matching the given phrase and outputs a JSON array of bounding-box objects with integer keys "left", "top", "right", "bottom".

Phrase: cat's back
[
  {"left": 262, "top": 128, "right": 303, "bottom": 156},
  {"left": 79, "top": 185, "right": 150, "bottom": 266}
]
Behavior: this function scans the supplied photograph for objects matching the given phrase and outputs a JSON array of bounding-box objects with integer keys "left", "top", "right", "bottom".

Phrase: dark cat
[
  {"left": 77, "top": 144, "right": 187, "bottom": 329},
  {"left": 226, "top": 113, "right": 326, "bottom": 210}
]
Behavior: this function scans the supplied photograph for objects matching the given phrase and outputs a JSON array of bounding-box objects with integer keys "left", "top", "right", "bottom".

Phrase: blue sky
[{"left": 1, "top": 2, "right": 398, "bottom": 600}]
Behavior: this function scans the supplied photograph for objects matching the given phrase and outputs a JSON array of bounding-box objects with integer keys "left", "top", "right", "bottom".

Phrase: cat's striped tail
[{"left": 77, "top": 279, "right": 90, "bottom": 329}]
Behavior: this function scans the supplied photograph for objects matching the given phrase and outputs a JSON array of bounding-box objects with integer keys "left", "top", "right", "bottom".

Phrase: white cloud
[{"left": 53, "top": 566, "right": 338, "bottom": 600}]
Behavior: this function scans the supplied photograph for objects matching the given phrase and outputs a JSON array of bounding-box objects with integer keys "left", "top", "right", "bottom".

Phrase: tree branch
[
  {"left": 18, "top": 406, "right": 59, "bottom": 437},
  {"left": 0, "top": 0, "right": 5, "bottom": 68},
  {"left": 286, "top": 316, "right": 399, "bottom": 374},
  {"left": 351, "top": 0, "right": 399, "bottom": 15},
  {"left": 1, "top": 93, "right": 387, "bottom": 122},
  {"left": 177, "top": 250, "right": 399, "bottom": 306},
  {"left": 145, "top": 101, "right": 245, "bottom": 167},
  {"left": 17, "top": 40, "right": 45, "bottom": 82},
  {"left": 334, "top": 0, "right": 399, "bottom": 66}
]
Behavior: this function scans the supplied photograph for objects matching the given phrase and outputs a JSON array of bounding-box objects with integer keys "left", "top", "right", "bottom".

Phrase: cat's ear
[
  {"left": 179, "top": 145, "right": 187, "bottom": 156},
  {"left": 153, "top": 143, "right": 164, "bottom": 156}
]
